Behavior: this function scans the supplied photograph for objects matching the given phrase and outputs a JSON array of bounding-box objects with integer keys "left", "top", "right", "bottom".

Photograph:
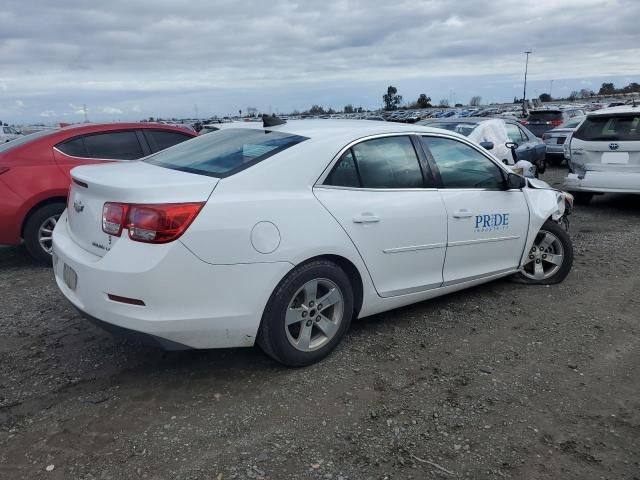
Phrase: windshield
[
  {"left": 560, "top": 117, "right": 584, "bottom": 129},
  {"left": 0, "top": 129, "right": 54, "bottom": 154},
  {"left": 145, "top": 128, "right": 308, "bottom": 177},
  {"left": 427, "top": 122, "right": 478, "bottom": 136},
  {"left": 528, "top": 111, "right": 562, "bottom": 122},
  {"left": 573, "top": 113, "right": 640, "bottom": 141}
]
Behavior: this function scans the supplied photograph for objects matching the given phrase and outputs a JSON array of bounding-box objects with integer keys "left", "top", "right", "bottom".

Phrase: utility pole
[
  {"left": 549, "top": 79, "right": 554, "bottom": 99},
  {"left": 522, "top": 51, "right": 532, "bottom": 116},
  {"left": 83, "top": 104, "right": 88, "bottom": 123},
  {"left": 194, "top": 104, "right": 199, "bottom": 120}
]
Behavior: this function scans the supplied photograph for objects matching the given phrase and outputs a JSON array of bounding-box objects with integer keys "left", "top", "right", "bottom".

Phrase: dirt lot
[{"left": 1, "top": 166, "right": 639, "bottom": 480}]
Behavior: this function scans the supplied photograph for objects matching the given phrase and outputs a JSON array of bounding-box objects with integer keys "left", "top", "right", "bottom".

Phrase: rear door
[
  {"left": 420, "top": 135, "right": 529, "bottom": 284},
  {"left": 314, "top": 134, "right": 447, "bottom": 297}
]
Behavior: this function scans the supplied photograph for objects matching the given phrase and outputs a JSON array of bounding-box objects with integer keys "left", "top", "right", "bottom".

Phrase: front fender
[{"left": 520, "top": 187, "right": 567, "bottom": 267}]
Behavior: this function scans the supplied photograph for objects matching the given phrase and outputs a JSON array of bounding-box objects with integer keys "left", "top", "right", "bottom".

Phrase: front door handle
[
  {"left": 353, "top": 213, "right": 380, "bottom": 223},
  {"left": 453, "top": 209, "right": 473, "bottom": 219}
]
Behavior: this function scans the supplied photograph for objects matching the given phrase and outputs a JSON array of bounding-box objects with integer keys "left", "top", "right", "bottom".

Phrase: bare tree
[{"left": 469, "top": 96, "right": 482, "bottom": 106}]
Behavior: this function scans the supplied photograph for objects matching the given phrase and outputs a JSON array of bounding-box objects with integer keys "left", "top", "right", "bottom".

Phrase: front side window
[
  {"left": 83, "top": 131, "right": 144, "bottom": 160},
  {"left": 505, "top": 124, "right": 525, "bottom": 143},
  {"left": 145, "top": 128, "right": 308, "bottom": 177},
  {"left": 422, "top": 137, "right": 505, "bottom": 189},
  {"left": 147, "top": 130, "right": 193, "bottom": 152},
  {"left": 351, "top": 136, "right": 424, "bottom": 188}
]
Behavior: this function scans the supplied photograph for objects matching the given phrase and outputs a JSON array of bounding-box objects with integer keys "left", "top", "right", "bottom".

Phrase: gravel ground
[{"left": 1, "top": 166, "right": 639, "bottom": 480}]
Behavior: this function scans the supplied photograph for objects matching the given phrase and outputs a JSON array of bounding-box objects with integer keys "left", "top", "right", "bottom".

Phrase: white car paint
[
  {"left": 563, "top": 105, "right": 640, "bottom": 194},
  {"left": 52, "top": 120, "right": 568, "bottom": 351}
]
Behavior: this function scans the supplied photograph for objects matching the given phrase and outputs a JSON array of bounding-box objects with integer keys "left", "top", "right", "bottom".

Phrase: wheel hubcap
[
  {"left": 285, "top": 278, "right": 344, "bottom": 352},
  {"left": 38, "top": 214, "right": 60, "bottom": 255},
  {"left": 521, "top": 229, "right": 564, "bottom": 280}
]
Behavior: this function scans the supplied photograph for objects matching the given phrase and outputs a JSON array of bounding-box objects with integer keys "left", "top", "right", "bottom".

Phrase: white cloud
[
  {"left": 15, "top": 99, "right": 24, "bottom": 107},
  {"left": 102, "top": 106, "right": 123, "bottom": 114}
]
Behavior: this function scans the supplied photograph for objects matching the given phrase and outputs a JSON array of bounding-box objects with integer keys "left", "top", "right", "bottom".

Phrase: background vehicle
[
  {"left": 418, "top": 117, "right": 546, "bottom": 171},
  {"left": 563, "top": 105, "right": 640, "bottom": 203},
  {"left": 53, "top": 120, "right": 572, "bottom": 366},
  {"left": 1, "top": 125, "right": 22, "bottom": 143},
  {"left": 522, "top": 109, "right": 585, "bottom": 138},
  {"left": 542, "top": 116, "right": 585, "bottom": 165},
  {"left": 0, "top": 123, "right": 196, "bottom": 263}
]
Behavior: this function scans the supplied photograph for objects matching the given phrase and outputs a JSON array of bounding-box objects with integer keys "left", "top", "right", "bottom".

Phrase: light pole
[{"left": 522, "top": 51, "right": 532, "bottom": 115}]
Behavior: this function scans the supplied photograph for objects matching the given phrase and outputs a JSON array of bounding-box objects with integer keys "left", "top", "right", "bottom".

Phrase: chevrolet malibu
[{"left": 52, "top": 119, "right": 573, "bottom": 366}]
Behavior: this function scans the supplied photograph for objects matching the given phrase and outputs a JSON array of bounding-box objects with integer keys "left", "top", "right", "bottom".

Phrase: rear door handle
[
  {"left": 453, "top": 209, "right": 473, "bottom": 219},
  {"left": 353, "top": 213, "right": 380, "bottom": 223}
]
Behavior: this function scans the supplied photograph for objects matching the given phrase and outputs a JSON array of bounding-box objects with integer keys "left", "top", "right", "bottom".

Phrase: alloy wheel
[
  {"left": 285, "top": 278, "right": 344, "bottom": 352},
  {"left": 521, "top": 229, "right": 564, "bottom": 280},
  {"left": 38, "top": 214, "right": 60, "bottom": 255}
]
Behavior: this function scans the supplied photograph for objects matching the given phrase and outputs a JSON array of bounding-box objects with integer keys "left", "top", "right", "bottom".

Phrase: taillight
[
  {"left": 550, "top": 120, "right": 563, "bottom": 127},
  {"left": 102, "top": 202, "right": 204, "bottom": 243},
  {"left": 102, "top": 202, "right": 128, "bottom": 236},
  {"left": 520, "top": 120, "right": 529, "bottom": 125},
  {"left": 0, "top": 166, "right": 9, "bottom": 175}
]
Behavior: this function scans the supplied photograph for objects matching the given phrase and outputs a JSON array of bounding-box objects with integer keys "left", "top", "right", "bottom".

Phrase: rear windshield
[
  {"left": 0, "top": 130, "right": 53, "bottom": 154},
  {"left": 427, "top": 122, "right": 477, "bottom": 136},
  {"left": 573, "top": 113, "right": 640, "bottom": 141},
  {"left": 144, "top": 128, "right": 308, "bottom": 177},
  {"left": 528, "top": 111, "right": 562, "bottom": 121}
]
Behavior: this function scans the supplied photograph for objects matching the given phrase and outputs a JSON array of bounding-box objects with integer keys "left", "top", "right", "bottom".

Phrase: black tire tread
[{"left": 23, "top": 202, "right": 66, "bottom": 265}]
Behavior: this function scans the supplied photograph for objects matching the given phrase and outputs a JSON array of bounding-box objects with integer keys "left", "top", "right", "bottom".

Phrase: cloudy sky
[{"left": 1, "top": 0, "right": 639, "bottom": 123}]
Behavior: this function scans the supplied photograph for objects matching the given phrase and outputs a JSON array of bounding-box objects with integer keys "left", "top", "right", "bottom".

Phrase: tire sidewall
[{"left": 259, "top": 261, "right": 354, "bottom": 367}]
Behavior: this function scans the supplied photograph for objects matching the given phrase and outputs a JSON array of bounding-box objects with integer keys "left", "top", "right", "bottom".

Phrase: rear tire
[
  {"left": 23, "top": 203, "right": 65, "bottom": 265},
  {"left": 257, "top": 260, "right": 354, "bottom": 367},
  {"left": 512, "top": 219, "right": 573, "bottom": 285}
]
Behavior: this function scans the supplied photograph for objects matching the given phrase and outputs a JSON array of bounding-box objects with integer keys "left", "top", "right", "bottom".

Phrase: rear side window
[
  {"left": 528, "top": 111, "right": 562, "bottom": 122},
  {"left": 505, "top": 123, "right": 525, "bottom": 143},
  {"left": 57, "top": 137, "right": 88, "bottom": 157},
  {"left": 573, "top": 114, "right": 640, "bottom": 141},
  {"left": 422, "top": 137, "right": 505, "bottom": 189},
  {"left": 354, "top": 136, "right": 424, "bottom": 188},
  {"left": 83, "top": 131, "right": 144, "bottom": 160},
  {"left": 145, "top": 128, "right": 308, "bottom": 177},
  {"left": 147, "top": 130, "right": 193, "bottom": 152},
  {"left": 325, "top": 150, "right": 360, "bottom": 188}
]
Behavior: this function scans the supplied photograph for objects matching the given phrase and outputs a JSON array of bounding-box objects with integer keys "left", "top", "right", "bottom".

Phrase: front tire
[
  {"left": 257, "top": 260, "right": 354, "bottom": 367},
  {"left": 512, "top": 219, "right": 573, "bottom": 285},
  {"left": 23, "top": 203, "right": 65, "bottom": 265}
]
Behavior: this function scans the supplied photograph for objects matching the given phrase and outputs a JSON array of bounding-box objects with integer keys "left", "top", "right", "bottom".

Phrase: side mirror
[
  {"left": 507, "top": 172, "right": 526, "bottom": 189},
  {"left": 479, "top": 141, "right": 494, "bottom": 150},
  {"left": 506, "top": 141, "right": 519, "bottom": 150}
]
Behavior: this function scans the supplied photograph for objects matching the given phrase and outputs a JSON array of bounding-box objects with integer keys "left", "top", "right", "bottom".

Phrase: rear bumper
[
  {"left": 52, "top": 211, "right": 294, "bottom": 349},
  {"left": 563, "top": 172, "right": 640, "bottom": 194},
  {"left": 545, "top": 144, "right": 565, "bottom": 155}
]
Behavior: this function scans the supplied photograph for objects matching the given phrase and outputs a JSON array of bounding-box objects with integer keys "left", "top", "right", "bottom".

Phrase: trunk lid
[
  {"left": 571, "top": 138, "right": 640, "bottom": 172},
  {"left": 67, "top": 161, "right": 218, "bottom": 257}
]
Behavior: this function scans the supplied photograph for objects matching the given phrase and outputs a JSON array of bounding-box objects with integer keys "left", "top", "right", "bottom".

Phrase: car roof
[{"left": 588, "top": 105, "right": 640, "bottom": 116}]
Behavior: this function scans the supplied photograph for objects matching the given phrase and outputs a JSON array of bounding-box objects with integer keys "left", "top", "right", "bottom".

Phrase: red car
[{"left": 0, "top": 123, "right": 197, "bottom": 263}]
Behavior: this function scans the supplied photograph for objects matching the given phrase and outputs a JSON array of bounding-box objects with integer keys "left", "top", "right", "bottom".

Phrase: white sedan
[{"left": 52, "top": 119, "right": 573, "bottom": 366}]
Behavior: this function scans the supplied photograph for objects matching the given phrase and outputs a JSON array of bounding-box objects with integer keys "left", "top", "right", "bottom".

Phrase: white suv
[{"left": 563, "top": 105, "right": 640, "bottom": 203}]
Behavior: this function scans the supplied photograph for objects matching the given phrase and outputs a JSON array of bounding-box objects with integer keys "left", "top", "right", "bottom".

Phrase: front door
[
  {"left": 314, "top": 135, "right": 447, "bottom": 297},
  {"left": 420, "top": 135, "right": 530, "bottom": 284}
]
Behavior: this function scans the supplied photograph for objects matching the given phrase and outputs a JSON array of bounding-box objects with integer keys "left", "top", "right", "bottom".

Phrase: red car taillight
[
  {"left": 102, "top": 202, "right": 204, "bottom": 243},
  {"left": 550, "top": 119, "right": 563, "bottom": 127},
  {"left": 519, "top": 120, "right": 529, "bottom": 125}
]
